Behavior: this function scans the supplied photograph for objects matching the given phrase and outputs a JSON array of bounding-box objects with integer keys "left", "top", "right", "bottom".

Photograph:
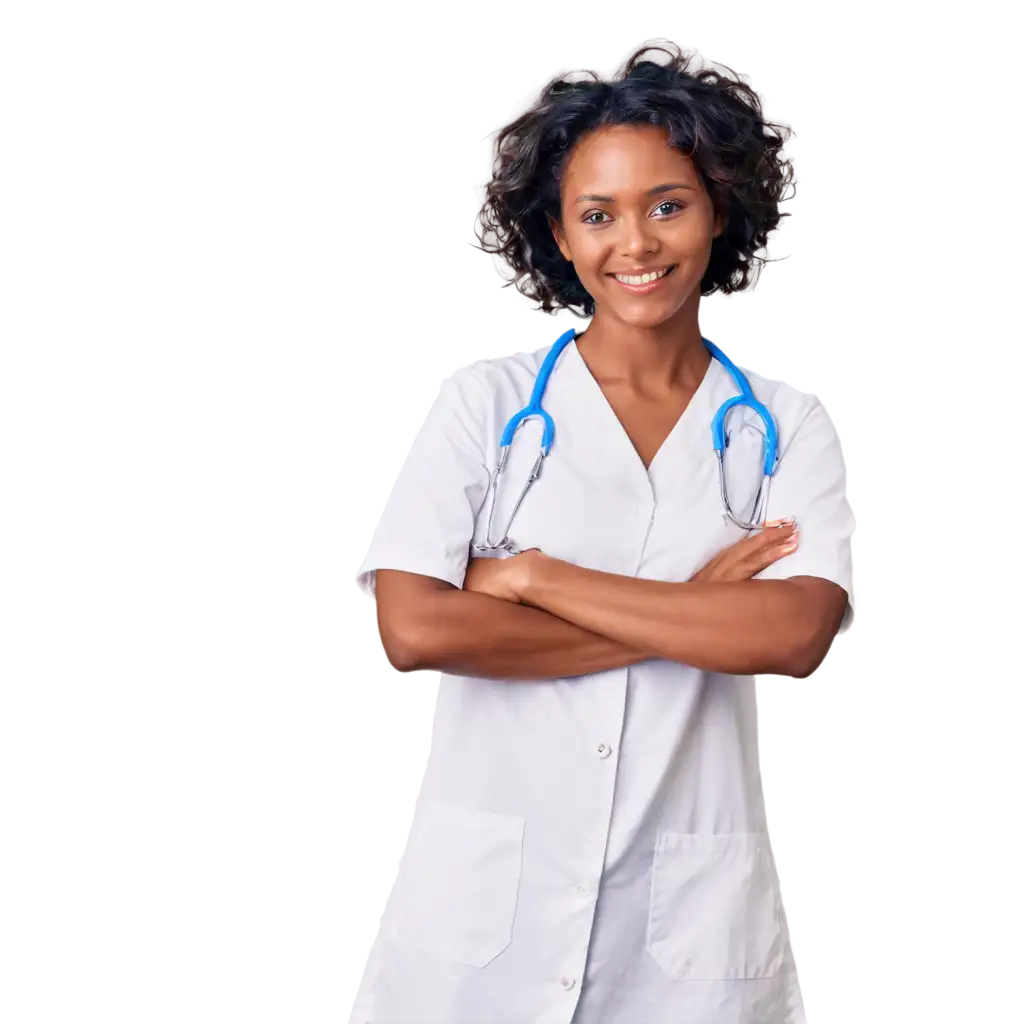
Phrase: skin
[
  {"left": 462, "top": 546, "right": 844, "bottom": 677},
  {"left": 377, "top": 520, "right": 802, "bottom": 680},
  {"left": 548, "top": 122, "right": 724, "bottom": 360},
  {"left": 376, "top": 123, "right": 848, "bottom": 679},
  {"left": 548, "top": 121, "right": 723, "bottom": 453}
]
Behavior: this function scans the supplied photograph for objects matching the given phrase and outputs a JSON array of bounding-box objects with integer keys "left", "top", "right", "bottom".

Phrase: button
[
  {"left": 560, "top": 974, "right": 576, "bottom": 990},
  {"left": 596, "top": 742, "right": 612, "bottom": 758},
  {"left": 575, "top": 882, "right": 589, "bottom": 895}
]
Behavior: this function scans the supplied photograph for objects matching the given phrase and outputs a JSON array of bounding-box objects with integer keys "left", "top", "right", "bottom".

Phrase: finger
[
  {"left": 753, "top": 518, "right": 797, "bottom": 537},
  {"left": 754, "top": 520, "right": 798, "bottom": 548},
  {"left": 713, "top": 525, "right": 798, "bottom": 578},
  {"left": 693, "top": 521, "right": 797, "bottom": 583},
  {"left": 737, "top": 529, "right": 800, "bottom": 576},
  {"left": 729, "top": 520, "right": 796, "bottom": 558}
]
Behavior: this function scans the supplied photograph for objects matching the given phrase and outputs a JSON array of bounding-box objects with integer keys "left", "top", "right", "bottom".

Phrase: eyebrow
[{"left": 573, "top": 182, "right": 697, "bottom": 204}]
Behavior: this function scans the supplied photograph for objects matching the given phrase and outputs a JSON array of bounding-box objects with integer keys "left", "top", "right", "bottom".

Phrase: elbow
[
  {"left": 379, "top": 617, "right": 428, "bottom": 673},
  {"left": 778, "top": 643, "right": 819, "bottom": 675},
  {"left": 383, "top": 636, "right": 422, "bottom": 673},
  {"left": 781, "top": 625, "right": 834, "bottom": 679},
  {"left": 373, "top": 574, "right": 458, "bottom": 673},
  {"left": 778, "top": 580, "right": 849, "bottom": 677}
]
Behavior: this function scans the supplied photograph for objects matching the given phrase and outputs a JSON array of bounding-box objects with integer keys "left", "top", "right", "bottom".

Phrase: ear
[{"left": 548, "top": 212, "right": 572, "bottom": 263}]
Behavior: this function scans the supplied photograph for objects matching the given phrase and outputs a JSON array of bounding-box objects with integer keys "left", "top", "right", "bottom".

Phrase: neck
[{"left": 574, "top": 302, "right": 709, "bottom": 392}]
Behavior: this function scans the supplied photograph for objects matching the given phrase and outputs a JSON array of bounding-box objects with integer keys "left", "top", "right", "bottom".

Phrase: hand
[
  {"left": 688, "top": 518, "right": 799, "bottom": 583},
  {"left": 463, "top": 548, "right": 546, "bottom": 603}
]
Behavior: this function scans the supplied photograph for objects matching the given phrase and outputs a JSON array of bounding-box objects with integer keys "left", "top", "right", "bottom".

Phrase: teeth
[{"left": 614, "top": 267, "right": 671, "bottom": 285}]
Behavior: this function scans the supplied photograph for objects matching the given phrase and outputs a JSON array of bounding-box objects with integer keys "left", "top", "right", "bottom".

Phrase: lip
[{"left": 607, "top": 264, "right": 677, "bottom": 294}]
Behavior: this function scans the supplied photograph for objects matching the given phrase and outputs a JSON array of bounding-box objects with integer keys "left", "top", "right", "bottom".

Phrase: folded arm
[
  {"left": 515, "top": 551, "right": 848, "bottom": 678},
  {"left": 374, "top": 568, "right": 651, "bottom": 680},
  {"left": 372, "top": 521, "right": 813, "bottom": 679}
]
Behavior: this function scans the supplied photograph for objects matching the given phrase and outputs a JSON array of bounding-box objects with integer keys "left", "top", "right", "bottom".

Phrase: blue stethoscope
[{"left": 473, "top": 327, "right": 779, "bottom": 554}]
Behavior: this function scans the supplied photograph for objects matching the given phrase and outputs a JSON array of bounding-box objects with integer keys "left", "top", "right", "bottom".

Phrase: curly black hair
[{"left": 473, "top": 40, "right": 796, "bottom": 318}]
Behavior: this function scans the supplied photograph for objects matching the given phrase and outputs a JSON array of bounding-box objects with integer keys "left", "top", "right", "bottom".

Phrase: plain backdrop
[{"left": 6, "top": 9, "right": 1024, "bottom": 1024}]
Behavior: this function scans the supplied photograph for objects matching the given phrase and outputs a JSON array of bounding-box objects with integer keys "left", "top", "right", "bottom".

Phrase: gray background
[{"left": 2, "top": 9, "right": 1024, "bottom": 1024}]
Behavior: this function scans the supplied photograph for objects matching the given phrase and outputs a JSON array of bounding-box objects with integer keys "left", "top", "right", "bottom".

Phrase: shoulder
[
  {"left": 733, "top": 362, "right": 840, "bottom": 437},
  {"left": 440, "top": 339, "right": 555, "bottom": 408},
  {"left": 728, "top": 362, "right": 847, "bottom": 468}
]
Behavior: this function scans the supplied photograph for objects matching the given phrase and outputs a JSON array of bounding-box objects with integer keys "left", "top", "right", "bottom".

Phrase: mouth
[{"left": 606, "top": 264, "right": 677, "bottom": 294}]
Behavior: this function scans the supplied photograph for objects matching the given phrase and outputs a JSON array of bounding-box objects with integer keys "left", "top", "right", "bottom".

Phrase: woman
[{"left": 348, "top": 40, "right": 854, "bottom": 1024}]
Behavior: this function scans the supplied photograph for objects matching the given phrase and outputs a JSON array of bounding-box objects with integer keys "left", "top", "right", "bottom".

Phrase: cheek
[
  {"left": 570, "top": 237, "right": 611, "bottom": 281},
  {"left": 670, "top": 221, "right": 716, "bottom": 264}
]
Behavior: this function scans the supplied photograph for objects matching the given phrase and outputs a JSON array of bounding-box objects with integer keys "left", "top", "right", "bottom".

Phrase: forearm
[
  {"left": 399, "top": 588, "right": 652, "bottom": 680},
  {"left": 520, "top": 557, "right": 819, "bottom": 677}
]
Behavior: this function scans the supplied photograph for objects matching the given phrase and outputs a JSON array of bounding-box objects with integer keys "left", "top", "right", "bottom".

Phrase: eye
[
  {"left": 582, "top": 210, "right": 610, "bottom": 225},
  {"left": 654, "top": 199, "right": 684, "bottom": 216}
]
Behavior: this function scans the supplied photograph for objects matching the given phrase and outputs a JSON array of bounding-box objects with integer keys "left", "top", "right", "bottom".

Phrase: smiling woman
[
  {"left": 347, "top": 38, "right": 855, "bottom": 1024},
  {"left": 474, "top": 43, "right": 794, "bottom": 317},
  {"left": 552, "top": 135, "right": 726, "bottom": 318}
]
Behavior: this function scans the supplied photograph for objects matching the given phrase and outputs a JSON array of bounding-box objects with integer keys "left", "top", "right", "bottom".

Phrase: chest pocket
[{"left": 391, "top": 798, "right": 525, "bottom": 968}]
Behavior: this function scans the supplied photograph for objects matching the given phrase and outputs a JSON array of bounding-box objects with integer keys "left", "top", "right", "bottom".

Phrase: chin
[
  {"left": 606, "top": 299, "right": 687, "bottom": 325},
  {"left": 610, "top": 299, "right": 684, "bottom": 329}
]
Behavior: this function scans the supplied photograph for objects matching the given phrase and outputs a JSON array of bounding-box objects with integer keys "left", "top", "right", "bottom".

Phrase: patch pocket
[
  {"left": 645, "top": 831, "right": 784, "bottom": 981},
  {"left": 393, "top": 799, "right": 525, "bottom": 968}
]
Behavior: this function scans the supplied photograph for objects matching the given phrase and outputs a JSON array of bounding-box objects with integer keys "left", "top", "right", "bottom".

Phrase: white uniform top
[{"left": 348, "top": 332, "right": 855, "bottom": 1024}]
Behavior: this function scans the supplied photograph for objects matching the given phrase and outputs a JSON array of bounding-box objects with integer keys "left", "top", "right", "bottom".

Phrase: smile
[{"left": 608, "top": 264, "right": 677, "bottom": 293}]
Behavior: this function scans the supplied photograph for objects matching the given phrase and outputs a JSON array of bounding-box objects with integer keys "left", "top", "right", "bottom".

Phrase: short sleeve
[
  {"left": 354, "top": 369, "right": 491, "bottom": 600},
  {"left": 755, "top": 398, "right": 856, "bottom": 632}
]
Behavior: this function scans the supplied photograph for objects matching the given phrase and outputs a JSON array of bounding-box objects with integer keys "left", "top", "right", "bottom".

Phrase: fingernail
[{"left": 781, "top": 541, "right": 798, "bottom": 552}]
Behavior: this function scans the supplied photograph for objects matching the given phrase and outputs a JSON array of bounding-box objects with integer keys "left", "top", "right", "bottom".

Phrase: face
[{"left": 550, "top": 124, "right": 723, "bottom": 327}]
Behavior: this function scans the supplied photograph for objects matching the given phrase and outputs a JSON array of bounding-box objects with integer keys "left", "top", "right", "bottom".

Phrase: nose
[{"left": 618, "top": 213, "right": 661, "bottom": 260}]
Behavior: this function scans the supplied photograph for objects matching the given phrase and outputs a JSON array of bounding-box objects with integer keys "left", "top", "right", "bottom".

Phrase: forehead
[{"left": 562, "top": 124, "right": 698, "bottom": 190}]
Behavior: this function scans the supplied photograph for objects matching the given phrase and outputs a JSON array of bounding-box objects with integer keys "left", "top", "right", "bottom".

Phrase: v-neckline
[{"left": 567, "top": 335, "right": 719, "bottom": 484}]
